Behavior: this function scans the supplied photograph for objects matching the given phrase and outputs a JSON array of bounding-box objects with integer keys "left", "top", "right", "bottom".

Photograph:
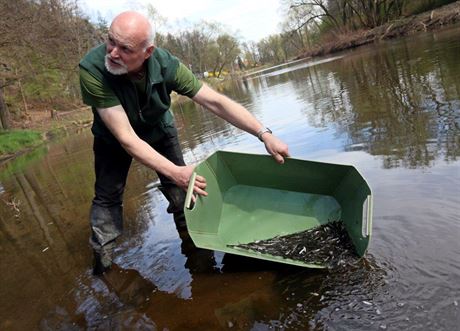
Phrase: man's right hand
[
  {"left": 97, "top": 106, "right": 208, "bottom": 198},
  {"left": 172, "top": 164, "right": 208, "bottom": 197}
]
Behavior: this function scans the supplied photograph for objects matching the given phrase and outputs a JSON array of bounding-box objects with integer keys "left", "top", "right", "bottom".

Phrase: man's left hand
[{"left": 262, "top": 134, "right": 290, "bottom": 164}]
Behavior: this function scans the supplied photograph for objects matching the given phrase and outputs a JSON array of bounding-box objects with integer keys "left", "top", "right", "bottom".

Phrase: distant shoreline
[{"left": 294, "top": 1, "right": 460, "bottom": 60}]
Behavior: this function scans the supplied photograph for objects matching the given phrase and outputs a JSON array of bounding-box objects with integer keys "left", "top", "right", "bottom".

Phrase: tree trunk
[
  {"left": 18, "top": 79, "right": 29, "bottom": 115},
  {"left": 0, "top": 87, "right": 11, "bottom": 130}
]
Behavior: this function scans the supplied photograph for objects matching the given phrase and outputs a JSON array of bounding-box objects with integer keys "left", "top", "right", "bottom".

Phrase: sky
[{"left": 79, "top": 0, "right": 284, "bottom": 42}]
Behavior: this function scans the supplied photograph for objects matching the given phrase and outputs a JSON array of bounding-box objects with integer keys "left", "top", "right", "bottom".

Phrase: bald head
[
  {"left": 105, "top": 11, "right": 155, "bottom": 75},
  {"left": 110, "top": 11, "right": 153, "bottom": 49}
]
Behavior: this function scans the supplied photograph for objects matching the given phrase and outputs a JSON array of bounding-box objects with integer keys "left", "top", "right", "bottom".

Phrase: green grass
[{"left": 0, "top": 130, "right": 43, "bottom": 155}]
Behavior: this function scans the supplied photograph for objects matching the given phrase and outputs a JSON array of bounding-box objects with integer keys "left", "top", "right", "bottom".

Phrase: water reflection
[{"left": 226, "top": 29, "right": 460, "bottom": 169}]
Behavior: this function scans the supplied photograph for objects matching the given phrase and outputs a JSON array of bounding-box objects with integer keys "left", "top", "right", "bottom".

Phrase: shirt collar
[{"left": 145, "top": 48, "right": 163, "bottom": 84}]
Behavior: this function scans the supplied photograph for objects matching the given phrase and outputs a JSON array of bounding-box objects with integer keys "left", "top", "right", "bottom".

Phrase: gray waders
[{"left": 91, "top": 129, "right": 187, "bottom": 275}]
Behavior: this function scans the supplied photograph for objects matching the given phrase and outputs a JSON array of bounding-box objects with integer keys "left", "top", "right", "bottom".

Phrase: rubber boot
[
  {"left": 90, "top": 204, "right": 123, "bottom": 275},
  {"left": 91, "top": 235, "right": 117, "bottom": 275}
]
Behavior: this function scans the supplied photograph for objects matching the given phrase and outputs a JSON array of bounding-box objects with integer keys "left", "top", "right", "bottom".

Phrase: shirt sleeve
[
  {"left": 79, "top": 67, "right": 120, "bottom": 108},
  {"left": 172, "top": 63, "right": 203, "bottom": 98}
]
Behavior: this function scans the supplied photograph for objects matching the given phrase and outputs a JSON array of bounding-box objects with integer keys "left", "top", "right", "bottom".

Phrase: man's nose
[{"left": 108, "top": 46, "right": 119, "bottom": 58}]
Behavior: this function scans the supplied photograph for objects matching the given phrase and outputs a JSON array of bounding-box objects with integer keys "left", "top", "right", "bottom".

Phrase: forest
[{"left": 0, "top": 0, "right": 457, "bottom": 131}]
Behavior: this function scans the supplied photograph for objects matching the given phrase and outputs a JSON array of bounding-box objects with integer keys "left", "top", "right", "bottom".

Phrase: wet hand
[{"left": 262, "top": 134, "right": 290, "bottom": 164}]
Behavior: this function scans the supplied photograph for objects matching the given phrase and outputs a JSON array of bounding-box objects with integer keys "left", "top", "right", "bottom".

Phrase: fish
[{"left": 227, "top": 221, "right": 358, "bottom": 268}]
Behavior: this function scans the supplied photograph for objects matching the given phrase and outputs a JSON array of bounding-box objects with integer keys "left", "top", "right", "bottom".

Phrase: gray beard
[{"left": 104, "top": 55, "right": 128, "bottom": 75}]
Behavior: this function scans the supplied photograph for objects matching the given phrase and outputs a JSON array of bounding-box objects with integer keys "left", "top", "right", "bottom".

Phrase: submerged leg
[
  {"left": 158, "top": 185, "right": 187, "bottom": 231},
  {"left": 90, "top": 204, "right": 123, "bottom": 274},
  {"left": 91, "top": 138, "right": 132, "bottom": 275}
]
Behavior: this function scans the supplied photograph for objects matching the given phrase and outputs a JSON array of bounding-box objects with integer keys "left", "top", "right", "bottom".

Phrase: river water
[{"left": 1, "top": 26, "right": 459, "bottom": 330}]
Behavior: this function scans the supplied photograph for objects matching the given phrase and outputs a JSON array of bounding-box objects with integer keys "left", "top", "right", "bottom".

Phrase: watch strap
[{"left": 257, "top": 127, "right": 272, "bottom": 141}]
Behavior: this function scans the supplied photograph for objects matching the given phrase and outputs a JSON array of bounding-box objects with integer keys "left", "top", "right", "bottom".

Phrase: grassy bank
[
  {"left": 0, "top": 107, "right": 93, "bottom": 161},
  {"left": 0, "top": 130, "right": 42, "bottom": 156}
]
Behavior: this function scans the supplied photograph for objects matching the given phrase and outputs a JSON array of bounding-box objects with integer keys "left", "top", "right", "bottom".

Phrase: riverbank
[
  {"left": 0, "top": 107, "right": 92, "bottom": 163},
  {"left": 296, "top": 1, "right": 460, "bottom": 59}
]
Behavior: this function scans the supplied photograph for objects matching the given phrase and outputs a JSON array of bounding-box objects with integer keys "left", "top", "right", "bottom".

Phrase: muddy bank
[{"left": 296, "top": 1, "right": 460, "bottom": 59}]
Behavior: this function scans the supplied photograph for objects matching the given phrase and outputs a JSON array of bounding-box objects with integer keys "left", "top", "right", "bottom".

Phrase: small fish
[{"left": 227, "top": 221, "right": 357, "bottom": 267}]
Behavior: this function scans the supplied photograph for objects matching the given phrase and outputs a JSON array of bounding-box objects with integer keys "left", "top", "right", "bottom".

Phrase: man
[{"left": 79, "top": 11, "right": 290, "bottom": 275}]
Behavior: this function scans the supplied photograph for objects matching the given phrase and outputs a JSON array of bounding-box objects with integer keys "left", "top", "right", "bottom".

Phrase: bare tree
[
  {"left": 0, "top": 0, "right": 104, "bottom": 128},
  {"left": 211, "top": 34, "right": 240, "bottom": 77},
  {"left": 242, "top": 41, "right": 259, "bottom": 67}
]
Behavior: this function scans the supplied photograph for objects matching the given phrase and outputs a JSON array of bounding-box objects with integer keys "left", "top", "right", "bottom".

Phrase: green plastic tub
[{"left": 184, "top": 151, "right": 372, "bottom": 268}]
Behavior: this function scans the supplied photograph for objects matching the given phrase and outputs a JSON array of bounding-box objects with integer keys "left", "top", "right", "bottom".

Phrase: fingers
[
  {"left": 263, "top": 134, "right": 290, "bottom": 162},
  {"left": 188, "top": 175, "right": 207, "bottom": 207},
  {"left": 193, "top": 174, "right": 208, "bottom": 196},
  {"left": 194, "top": 186, "right": 208, "bottom": 196},
  {"left": 267, "top": 140, "right": 290, "bottom": 164},
  {"left": 195, "top": 174, "right": 207, "bottom": 185},
  {"left": 273, "top": 152, "right": 285, "bottom": 164},
  {"left": 183, "top": 172, "right": 207, "bottom": 208},
  {"left": 282, "top": 148, "right": 291, "bottom": 158}
]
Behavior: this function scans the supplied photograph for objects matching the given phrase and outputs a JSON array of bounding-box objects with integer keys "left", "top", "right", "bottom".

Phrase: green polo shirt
[{"left": 80, "top": 62, "right": 202, "bottom": 109}]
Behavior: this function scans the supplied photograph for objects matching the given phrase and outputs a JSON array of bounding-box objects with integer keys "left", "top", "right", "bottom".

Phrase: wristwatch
[{"left": 257, "top": 127, "right": 272, "bottom": 141}]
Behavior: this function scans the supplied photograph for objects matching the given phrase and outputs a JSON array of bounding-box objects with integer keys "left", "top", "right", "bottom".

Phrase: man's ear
[{"left": 144, "top": 45, "right": 155, "bottom": 59}]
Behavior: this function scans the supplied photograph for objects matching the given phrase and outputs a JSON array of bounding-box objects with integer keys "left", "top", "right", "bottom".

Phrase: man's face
[{"left": 105, "top": 30, "right": 151, "bottom": 75}]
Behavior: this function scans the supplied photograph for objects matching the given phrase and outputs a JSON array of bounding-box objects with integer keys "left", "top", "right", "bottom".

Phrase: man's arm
[
  {"left": 96, "top": 105, "right": 207, "bottom": 195},
  {"left": 192, "top": 84, "right": 290, "bottom": 164}
]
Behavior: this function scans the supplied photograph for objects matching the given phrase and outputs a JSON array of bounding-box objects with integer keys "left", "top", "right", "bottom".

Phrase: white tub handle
[
  {"left": 185, "top": 172, "right": 197, "bottom": 210},
  {"left": 362, "top": 195, "right": 373, "bottom": 237}
]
